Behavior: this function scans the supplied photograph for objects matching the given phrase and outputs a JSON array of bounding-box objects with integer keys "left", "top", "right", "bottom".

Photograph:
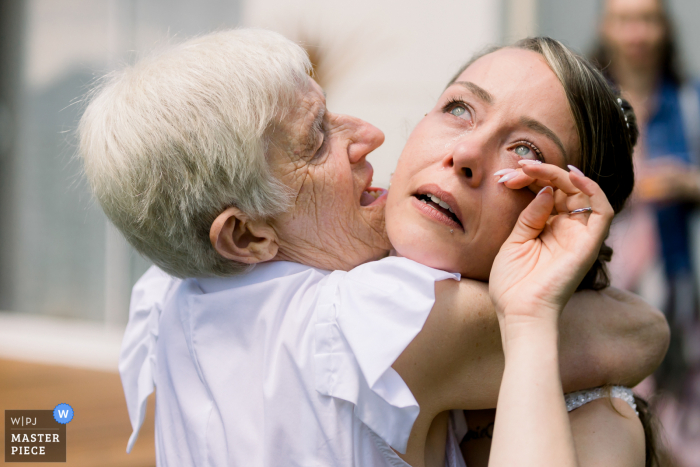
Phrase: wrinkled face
[
  {"left": 602, "top": 0, "right": 666, "bottom": 69},
  {"left": 268, "top": 78, "right": 391, "bottom": 271},
  {"left": 386, "top": 48, "right": 579, "bottom": 279}
]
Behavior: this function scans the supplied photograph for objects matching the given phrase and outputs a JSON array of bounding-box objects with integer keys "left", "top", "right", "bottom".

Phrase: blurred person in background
[{"left": 593, "top": 0, "right": 700, "bottom": 451}]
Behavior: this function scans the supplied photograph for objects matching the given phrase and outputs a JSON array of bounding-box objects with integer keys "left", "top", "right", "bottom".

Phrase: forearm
[
  {"left": 395, "top": 281, "right": 668, "bottom": 411},
  {"left": 489, "top": 317, "right": 578, "bottom": 467}
]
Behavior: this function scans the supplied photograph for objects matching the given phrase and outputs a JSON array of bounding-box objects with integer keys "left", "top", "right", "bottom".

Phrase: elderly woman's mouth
[{"left": 360, "top": 188, "right": 387, "bottom": 206}]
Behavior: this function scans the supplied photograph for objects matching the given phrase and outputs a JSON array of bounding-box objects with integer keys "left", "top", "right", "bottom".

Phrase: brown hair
[
  {"left": 449, "top": 37, "right": 638, "bottom": 291},
  {"left": 634, "top": 396, "right": 671, "bottom": 467}
]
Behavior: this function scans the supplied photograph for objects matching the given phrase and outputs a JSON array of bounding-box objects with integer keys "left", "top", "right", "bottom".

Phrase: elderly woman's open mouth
[
  {"left": 361, "top": 187, "right": 387, "bottom": 206},
  {"left": 359, "top": 162, "right": 388, "bottom": 207}
]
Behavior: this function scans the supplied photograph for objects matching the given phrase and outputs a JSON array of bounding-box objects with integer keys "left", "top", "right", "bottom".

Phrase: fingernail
[
  {"left": 498, "top": 172, "right": 518, "bottom": 183},
  {"left": 568, "top": 165, "right": 584, "bottom": 176},
  {"left": 494, "top": 168, "right": 516, "bottom": 176},
  {"left": 538, "top": 186, "right": 554, "bottom": 196},
  {"left": 518, "top": 160, "right": 542, "bottom": 165}
]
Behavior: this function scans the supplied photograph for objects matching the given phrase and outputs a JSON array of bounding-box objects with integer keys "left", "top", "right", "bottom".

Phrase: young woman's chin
[
  {"left": 391, "top": 230, "right": 495, "bottom": 281},
  {"left": 389, "top": 229, "right": 466, "bottom": 277}
]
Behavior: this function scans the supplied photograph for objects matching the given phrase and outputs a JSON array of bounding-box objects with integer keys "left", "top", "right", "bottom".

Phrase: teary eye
[
  {"left": 450, "top": 106, "right": 467, "bottom": 117},
  {"left": 511, "top": 141, "right": 544, "bottom": 161},
  {"left": 442, "top": 97, "right": 473, "bottom": 123},
  {"left": 514, "top": 145, "right": 531, "bottom": 157}
]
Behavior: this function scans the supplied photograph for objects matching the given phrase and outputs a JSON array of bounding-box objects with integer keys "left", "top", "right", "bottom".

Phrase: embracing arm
[
  {"left": 393, "top": 280, "right": 669, "bottom": 412},
  {"left": 557, "top": 287, "right": 668, "bottom": 391}
]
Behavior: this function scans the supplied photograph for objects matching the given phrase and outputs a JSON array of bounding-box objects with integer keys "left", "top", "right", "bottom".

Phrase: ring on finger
[{"left": 568, "top": 207, "right": 593, "bottom": 215}]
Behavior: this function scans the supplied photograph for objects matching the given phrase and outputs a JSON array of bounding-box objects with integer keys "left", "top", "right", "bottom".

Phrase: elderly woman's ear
[{"left": 209, "top": 207, "right": 279, "bottom": 264}]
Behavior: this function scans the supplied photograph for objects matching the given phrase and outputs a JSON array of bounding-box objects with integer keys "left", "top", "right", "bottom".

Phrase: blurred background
[{"left": 1, "top": 0, "right": 699, "bottom": 465}]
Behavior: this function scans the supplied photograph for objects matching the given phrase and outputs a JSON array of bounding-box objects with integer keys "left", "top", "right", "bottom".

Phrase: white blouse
[{"left": 119, "top": 257, "right": 463, "bottom": 466}]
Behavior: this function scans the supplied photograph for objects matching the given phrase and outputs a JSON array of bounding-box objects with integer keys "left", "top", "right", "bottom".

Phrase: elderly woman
[{"left": 79, "top": 30, "right": 667, "bottom": 466}]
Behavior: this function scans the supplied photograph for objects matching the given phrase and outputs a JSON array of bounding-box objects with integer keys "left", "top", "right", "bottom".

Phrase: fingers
[
  {"left": 517, "top": 162, "right": 580, "bottom": 195},
  {"left": 506, "top": 186, "right": 555, "bottom": 245},
  {"left": 497, "top": 163, "right": 593, "bottom": 218},
  {"left": 495, "top": 162, "right": 614, "bottom": 239},
  {"left": 497, "top": 163, "right": 584, "bottom": 195},
  {"left": 567, "top": 165, "right": 614, "bottom": 233},
  {"left": 495, "top": 168, "right": 540, "bottom": 191}
]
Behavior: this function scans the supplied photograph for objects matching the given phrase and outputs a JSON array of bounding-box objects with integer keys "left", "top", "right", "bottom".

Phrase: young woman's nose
[
  {"left": 345, "top": 116, "right": 385, "bottom": 164},
  {"left": 445, "top": 137, "right": 489, "bottom": 186}
]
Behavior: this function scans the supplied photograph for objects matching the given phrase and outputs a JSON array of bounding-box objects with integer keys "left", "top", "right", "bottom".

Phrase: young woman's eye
[
  {"left": 442, "top": 98, "right": 473, "bottom": 122},
  {"left": 512, "top": 141, "right": 543, "bottom": 161},
  {"left": 450, "top": 106, "right": 468, "bottom": 117},
  {"left": 514, "top": 144, "right": 532, "bottom": 157}
]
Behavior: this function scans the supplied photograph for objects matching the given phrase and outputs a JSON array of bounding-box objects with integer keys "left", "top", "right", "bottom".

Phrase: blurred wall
[
  {"left": 537, "top": 0, "right": 700, "bottom": 77},
  {"left": 243, "top": 0, "right": 504, "bottom": 189},
  {"left": 0, "top": 0, "right": 25, "bottom": 311},
  {"left": 4, "top": 0, "right": 241, "bottom": 322}
]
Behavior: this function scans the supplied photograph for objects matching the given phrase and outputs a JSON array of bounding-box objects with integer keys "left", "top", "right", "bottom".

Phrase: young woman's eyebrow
[
  {"left": 451, "top": 81, "right": 494, "bottom": 104},
  {"left": 520, "top": 116, "right": 568, "bottom": 161}
]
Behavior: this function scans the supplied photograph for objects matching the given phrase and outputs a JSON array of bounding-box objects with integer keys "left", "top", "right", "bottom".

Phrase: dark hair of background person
[
  {"left": 590, "top": 0, "right": 683, "bottom": 85},
  {"left": 448, "top": 37, "right": 637, "bottom": 292}
]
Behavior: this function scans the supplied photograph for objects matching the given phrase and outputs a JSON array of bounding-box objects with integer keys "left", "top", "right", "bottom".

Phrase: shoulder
[
  {"left": 333, "top": 258, "right": 460, "bottom": 337},
  {"left": 131, "top": 265, "right": 180, "bottom": 303},
  {"left": 346, "top": 257, "right": 459, "bottom": 286},
  {"left": 332, "top": 257, "right": 460, "bottom": 312},
  {"left": 569, "top": 397, "right": 645, "bottom": 467},
  {"left": 125, "top": 265, "right": 182, "bottom": 339}
]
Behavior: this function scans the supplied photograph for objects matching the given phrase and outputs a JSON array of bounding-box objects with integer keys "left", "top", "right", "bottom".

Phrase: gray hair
[{"left": 79, "top": 29, "right": 311, "bottom": 278}]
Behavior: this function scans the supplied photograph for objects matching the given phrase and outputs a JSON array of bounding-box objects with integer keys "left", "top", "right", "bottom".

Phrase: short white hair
[{"left": 79, "top": 29, "right": 311, "bottom": 278}]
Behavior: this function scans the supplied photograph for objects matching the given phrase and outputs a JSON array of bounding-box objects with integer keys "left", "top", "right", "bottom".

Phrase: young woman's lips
[
  {"left": 411, "top": 195, "right": 463, "bottom": 230},
  {"left": 360, "top": 187, "right": 388, "bottom": 206}
]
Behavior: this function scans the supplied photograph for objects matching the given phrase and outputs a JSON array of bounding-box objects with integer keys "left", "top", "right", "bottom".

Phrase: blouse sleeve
[
  {"left": 314, "top": 257, "right": 459, "bottom": 454},
  {"left": 119, "top": 266, "right": 180, "bottom": 453}
]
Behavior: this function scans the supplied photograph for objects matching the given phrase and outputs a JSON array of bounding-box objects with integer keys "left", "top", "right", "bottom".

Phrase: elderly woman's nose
[{"left": 346, "top": 117, "right": 385, "bottom": 164}]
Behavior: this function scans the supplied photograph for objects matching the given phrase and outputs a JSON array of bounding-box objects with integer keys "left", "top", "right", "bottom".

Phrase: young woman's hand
[{"left": 488, "top": 163, "right": 614, "bottom": 331}]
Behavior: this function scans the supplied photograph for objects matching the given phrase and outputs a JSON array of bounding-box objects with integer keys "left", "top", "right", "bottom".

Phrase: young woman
[{"left": 387, "top": 37, "right": 653, "bottom": 466}]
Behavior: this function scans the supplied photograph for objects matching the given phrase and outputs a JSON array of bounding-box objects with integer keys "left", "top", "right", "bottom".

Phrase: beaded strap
[{"left": 564, "top": 386, "right": 638, "bottom": 416}]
